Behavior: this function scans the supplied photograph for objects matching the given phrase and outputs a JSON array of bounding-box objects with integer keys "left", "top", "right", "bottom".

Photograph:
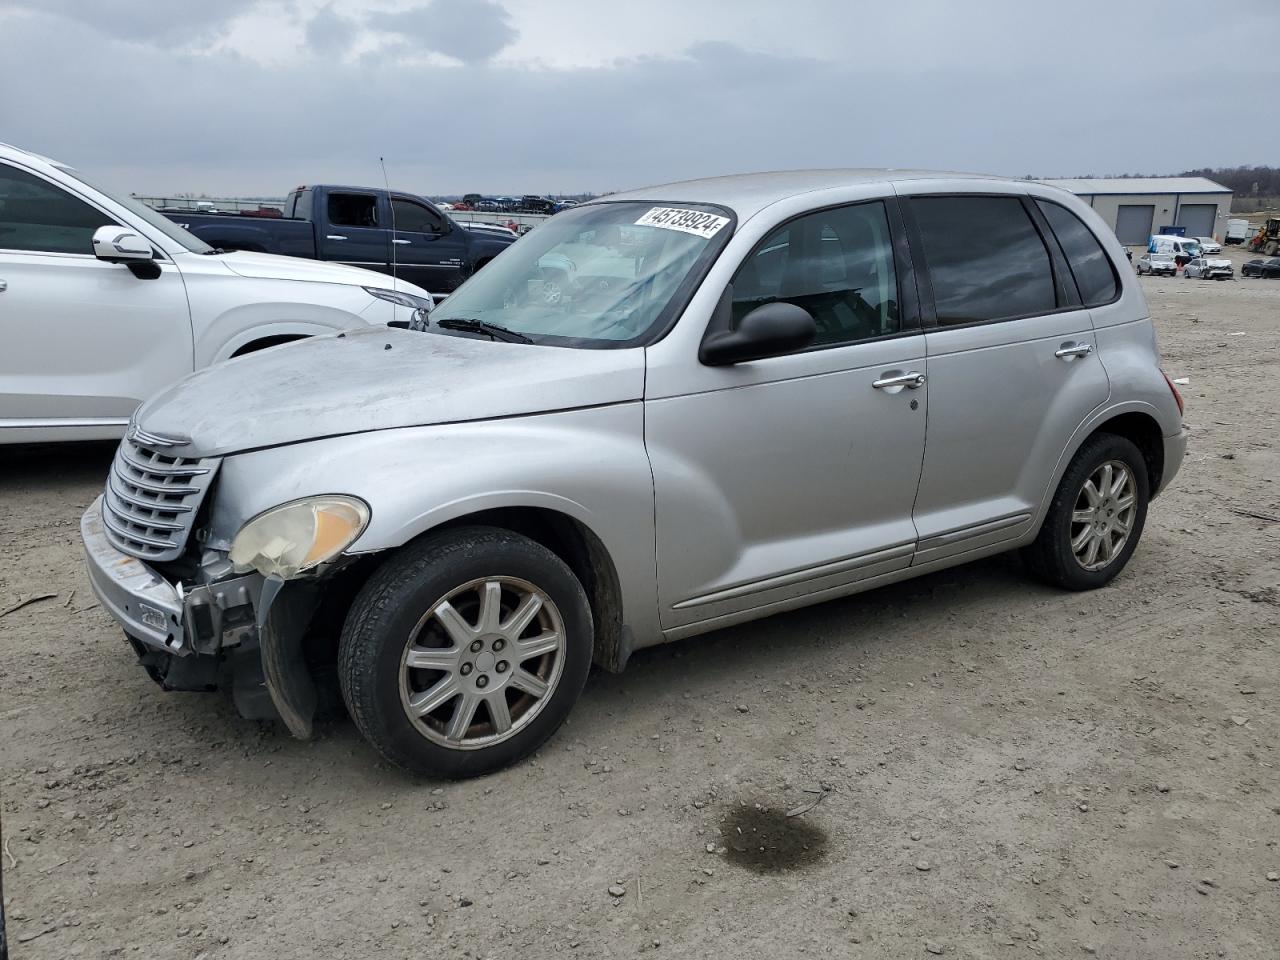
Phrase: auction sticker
[{"left": 635, "top": 206, "right": 729, "bottom": 239}]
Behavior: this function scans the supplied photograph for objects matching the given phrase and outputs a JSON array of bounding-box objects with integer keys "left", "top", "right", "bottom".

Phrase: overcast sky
[{"left": 1, "top": 0, "right": 1277, "bottom": 198}]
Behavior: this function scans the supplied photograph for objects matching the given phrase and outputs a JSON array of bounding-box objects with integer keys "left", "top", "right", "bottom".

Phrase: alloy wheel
[
  {"left": 398, "top": 576, "right": 566, "bottom": 750},
  {"left": 1069, "top": 460, "right": 1137, "bottom": 571}
]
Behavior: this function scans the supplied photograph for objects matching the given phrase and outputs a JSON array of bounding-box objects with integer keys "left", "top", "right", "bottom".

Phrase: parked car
[
  {"left": 1194, "top": 237, "right": 1222, "bottom": 254},
  {"left": 1241, "top": 257, "right": 1280, "bottom": 278},
  {"left": 82, "top": 171, "right": 1186, "bottom": 777},
  {"left": 1137, "top": 252, "right": 1178, "bottom": 276},
  {"left": 0, "top": 142, "right": 433, "bottom": 444},
  {"left": 1183, "top": 256, "right": 1233, "bottom": 280},
  {"left": 1225, "top": 219, "right": 1251, "bottom": 245},
  {"left": 519, "top": 195, "right": 559, "bottom": 215},
  {"left": 163, "top": 185, "right": 516, "bottom": 298}
]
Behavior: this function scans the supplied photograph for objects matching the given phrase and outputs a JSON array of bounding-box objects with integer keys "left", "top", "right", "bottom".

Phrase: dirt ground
[{"left": 2, "top": 248, "right": 1278, "bottom": 960}]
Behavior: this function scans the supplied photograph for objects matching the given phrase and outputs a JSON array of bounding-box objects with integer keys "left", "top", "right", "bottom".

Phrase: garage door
[
  {"left": 1178, "top": 203, "right": 1218, "bottom": 239},
  {"left": 1114, "top": 204, "right": 1155, "bottom": 244}
]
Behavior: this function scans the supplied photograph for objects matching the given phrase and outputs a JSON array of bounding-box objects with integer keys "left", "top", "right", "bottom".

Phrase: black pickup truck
[{"left": 163, "top": 185, "right": 518, "bottom": 295}]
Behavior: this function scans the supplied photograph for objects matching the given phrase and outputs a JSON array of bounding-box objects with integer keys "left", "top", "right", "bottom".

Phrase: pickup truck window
[
  {"left": 329, "top": 193, "right": 379, "bottom": 228},
  {"left": 429, "top": 201, "right": 733, "bottom": 347},
  {"left": 0, "top": 162, "right": 112, "bottom": 255},
  {"left": 392, "top": 198, "right": 446, "bottom": 234}
]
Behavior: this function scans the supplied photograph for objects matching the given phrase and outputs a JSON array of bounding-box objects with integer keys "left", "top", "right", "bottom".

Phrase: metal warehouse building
[{"left": 1037, "top": 177, "right": 1233, "bottom": 246}]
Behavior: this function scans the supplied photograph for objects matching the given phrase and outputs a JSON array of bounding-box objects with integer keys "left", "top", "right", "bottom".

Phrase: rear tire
[
  {"left": 338, "top": 526, "right": 593, "bottom": 778},
  {"left": 1023, "top": 433, "right": 1150, "bottom": 591}
]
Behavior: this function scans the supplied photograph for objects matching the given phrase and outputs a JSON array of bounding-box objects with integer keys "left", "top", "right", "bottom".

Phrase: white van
[{"left": 1148, "top": 235, "right": 1201, "bottom": 264}]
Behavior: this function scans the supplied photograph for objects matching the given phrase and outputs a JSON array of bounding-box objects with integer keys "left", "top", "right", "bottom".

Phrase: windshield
[
  {"left": 429, "top": 201, "right": 733, "bottom": 347},
  {"left": 53, "top": 165, "right": 214, "bottom": 254}
]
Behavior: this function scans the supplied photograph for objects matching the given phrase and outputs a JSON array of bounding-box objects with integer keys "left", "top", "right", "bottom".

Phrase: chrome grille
[{"left": 103, "top": 439, "right": 219, "bottom": 562}]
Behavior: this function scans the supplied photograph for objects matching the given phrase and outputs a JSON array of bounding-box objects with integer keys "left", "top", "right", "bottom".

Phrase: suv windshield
[
  {"left": 429, "top": 201, "right": 733, "bottom": 347},
  {"left": 53, "top": 165, "right": 214, "bottom": 255}
]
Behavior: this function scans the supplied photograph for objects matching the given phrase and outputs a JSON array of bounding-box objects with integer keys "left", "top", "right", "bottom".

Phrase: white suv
[{"left": 0, "top": 143, "right": 434, "bottom": 444}]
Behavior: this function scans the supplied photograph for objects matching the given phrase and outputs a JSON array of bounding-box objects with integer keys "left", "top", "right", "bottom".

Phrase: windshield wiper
[{"left": 435, "top": 318, "right": 534, "bottom": 344}]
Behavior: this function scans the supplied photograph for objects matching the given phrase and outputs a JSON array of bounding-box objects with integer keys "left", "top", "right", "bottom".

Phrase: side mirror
[
  {"left": 700, "top": 301, "right": 817, "bottom": 366},
  {"left": 92, "top": 226, "right": 152, "bottom": 262}
]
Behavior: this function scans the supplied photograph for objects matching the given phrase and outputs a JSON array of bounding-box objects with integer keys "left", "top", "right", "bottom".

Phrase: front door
[
  {"left": 903, "top": 192, "right": 1111, "bottom": 563},
  {"left": 648, "top": 199, "right": 928, "bottom": 629},
  {"left": 390, "top": 196, "right": 469, "bottom": 294},
  {"left": 0, "top": 161, "right": 192, "bottom": 440}
]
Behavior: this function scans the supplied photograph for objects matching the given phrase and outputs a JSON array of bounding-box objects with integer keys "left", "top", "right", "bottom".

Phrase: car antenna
[{"left": 380, "top": 156, "right": 398, "bottom": 291}]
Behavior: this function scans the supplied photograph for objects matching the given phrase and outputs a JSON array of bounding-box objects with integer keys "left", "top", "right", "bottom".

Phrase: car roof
[{"left": 601, "top": 169, "right": 1012, "bottom": 221}]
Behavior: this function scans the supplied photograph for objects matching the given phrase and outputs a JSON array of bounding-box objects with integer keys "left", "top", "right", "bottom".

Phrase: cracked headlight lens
[{"left": 229, "top": 496, "right": 369, "bottom": 579}]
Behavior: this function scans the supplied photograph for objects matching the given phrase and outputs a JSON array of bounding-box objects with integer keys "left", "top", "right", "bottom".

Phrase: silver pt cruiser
[{"left": 83, "top": 171, "right": 1188, "bottom": 778}]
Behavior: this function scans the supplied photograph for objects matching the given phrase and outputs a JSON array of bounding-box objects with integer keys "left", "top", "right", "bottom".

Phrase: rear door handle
[
  {"left": 1055, "top": 342, "right": 1093, "bottom": 360},
  {"left": 0, "top": 280, "right": 7, "bottom": 292},
  {"left": 326, "top": 235, "right": 347, "bottom": 241},
  {"left": 872, "top": 371, "right": 926, "bottom": 390},
  {"left": 392, "top": 239, "right": 411, "bottom": 245}
]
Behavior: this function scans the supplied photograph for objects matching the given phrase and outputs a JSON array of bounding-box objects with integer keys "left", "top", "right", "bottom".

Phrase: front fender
[{"left": 208, "top": 404, "right": 661, "bottom": 646}]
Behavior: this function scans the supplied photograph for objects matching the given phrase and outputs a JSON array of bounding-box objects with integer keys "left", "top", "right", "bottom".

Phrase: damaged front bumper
[{"left": 81, "top": 496, "right": 320, "bottom": 737}]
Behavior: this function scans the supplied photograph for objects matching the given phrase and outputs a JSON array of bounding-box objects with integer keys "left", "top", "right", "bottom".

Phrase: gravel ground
[{"left": 2, "top": 251, "right": 1278, "bottom": 960}]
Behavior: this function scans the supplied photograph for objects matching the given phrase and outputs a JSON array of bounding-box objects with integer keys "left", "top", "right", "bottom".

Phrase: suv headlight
[
  {"left": 363, "top": 286, "right": 434, "bottom": 310},
  {"left": 229, "top": 496, "right": 370, "bottom": 579}
]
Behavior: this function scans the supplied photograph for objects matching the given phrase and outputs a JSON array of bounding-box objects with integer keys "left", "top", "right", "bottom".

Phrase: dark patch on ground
[{"left": 719, "top": 803, "right": 828, "bottom": 873}]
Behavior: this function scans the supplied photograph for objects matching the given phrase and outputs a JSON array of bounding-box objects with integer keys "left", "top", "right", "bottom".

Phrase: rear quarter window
[{"left": 1036, "top": 199, "right": 1118, "bottom": 306}]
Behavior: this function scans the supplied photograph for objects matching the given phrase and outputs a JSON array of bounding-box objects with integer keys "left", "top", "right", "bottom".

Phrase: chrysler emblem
[{"left": 127, "top": 424, "right": 189, "bottom": 448}]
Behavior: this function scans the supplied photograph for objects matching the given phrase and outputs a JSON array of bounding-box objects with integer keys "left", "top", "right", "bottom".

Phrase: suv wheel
[
  {"left": 1023, "top": 433, "right": 1150, "bottom": 590},
  {"left": 338, "top": 527, "right": 593, "bottom": 778}
]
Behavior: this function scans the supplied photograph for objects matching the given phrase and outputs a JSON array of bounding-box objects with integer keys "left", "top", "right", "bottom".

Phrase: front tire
[
  {"left": 338, "top": 526, "right": 593, "bottom": 778},
  {"left": 1023, "top": 433, "right": 1150, "bottom": 590}
]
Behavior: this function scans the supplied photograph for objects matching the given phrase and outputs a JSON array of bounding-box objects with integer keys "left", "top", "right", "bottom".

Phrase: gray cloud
[
  {"left": 2, "top": 6, "right": 1278, "bottom": 198},
  {"left": 305, "top": 4, "right": 356, "bottom": 56},
  {"left": 367, "top": 0, "right": 518, "bottom": 63},
  {"left": 4, "top": 0, "right": 261, "bottom": 44}
]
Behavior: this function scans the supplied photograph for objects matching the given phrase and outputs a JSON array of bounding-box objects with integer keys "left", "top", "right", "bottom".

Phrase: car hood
[
  {"left": 216, "top": 249, "right": 431, "bottom": 297},
  {"left": 135, "top": 326, "right": 646, "bottom": 457}
]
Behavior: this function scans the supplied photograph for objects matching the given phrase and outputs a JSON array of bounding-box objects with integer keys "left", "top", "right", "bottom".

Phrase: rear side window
[
  {"left": 1037, "top": 199, "right": 1118, "bottom": 306},
  {"left": 911, "top": 196, "right": 1056, "bottom": 325},
  {"left": 328, "top": 192, "right": 379, "bottom": 228},
  {"left": 0, "top": 163, "right": 112, "bottom": 255}
]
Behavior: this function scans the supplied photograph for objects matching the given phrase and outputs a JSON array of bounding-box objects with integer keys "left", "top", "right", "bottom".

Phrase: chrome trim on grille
[{"left": 102, "top": 439, "right": 220, "bottom": 561}]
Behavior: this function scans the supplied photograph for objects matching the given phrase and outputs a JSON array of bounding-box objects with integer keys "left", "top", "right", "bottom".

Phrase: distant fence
[{"left": 134, "top": 196, "right": 553, "bottom": 232}]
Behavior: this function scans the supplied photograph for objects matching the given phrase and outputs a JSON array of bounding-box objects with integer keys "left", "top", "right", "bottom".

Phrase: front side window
[
  {"left": 911, "top": 196, "right": 1056, "bottom": 325},
  {"left": 0, "top": 163, "right": 114, "bottom": 255},
  {"left": 429, "top": 201, "right": 733, "bottom": 346},
  {"left": 391, "top": 198, "right": 445, "bottom": 234},
  {"left": 329, "top": 193, "right": 379, "bottom": 228},
  {"left": 1037, "top": 199, "right": 1118, "bottom": 306},
  {"left": 731, "top": 201, "right": 899, "bottom": 346}
]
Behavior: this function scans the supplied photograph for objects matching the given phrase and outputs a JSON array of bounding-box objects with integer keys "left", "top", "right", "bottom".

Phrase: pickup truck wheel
[
  {"left": 1023, "top": 433, "right": 1149, "bottom": 591},
  {"left": 338, "top": 526, "right": 592, "bottom": 778}
]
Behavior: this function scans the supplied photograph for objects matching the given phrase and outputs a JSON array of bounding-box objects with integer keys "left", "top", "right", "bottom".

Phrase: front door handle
[
  {"left": 1055, "top": 342, "right": 1093, "bottom": 360},
  {"left": 392, "top": 239, "right": 411, "bottom": 245},
  {"left": 0, "top": 279, "right": 7, "bottom": 293},
  {"left": 326, "top": 235, "right": 348, "bottom": 241},
  {"left": 872, "top": 371, "right": 926, "bottom": 390}
]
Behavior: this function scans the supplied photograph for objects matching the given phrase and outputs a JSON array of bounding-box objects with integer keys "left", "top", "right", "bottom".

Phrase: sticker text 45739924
[{"left": 634, "top": 207, "right": 730, "bottom": 239}]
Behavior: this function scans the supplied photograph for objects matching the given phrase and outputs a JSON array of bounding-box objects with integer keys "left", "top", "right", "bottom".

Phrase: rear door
[
  {"left": 389, "top": 196, "right": 470, "bottom": 294},
  {"left": 901, "top": 191, "right": 1110, "bottom": 564},
  {"left": 317, "top": 190, "right": 389, "bottom": 274}
]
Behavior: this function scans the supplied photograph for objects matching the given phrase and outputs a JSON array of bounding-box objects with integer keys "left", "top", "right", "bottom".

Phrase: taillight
[{"left": 1162, "top": 370, "right": 1185, "bottom": 416}]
